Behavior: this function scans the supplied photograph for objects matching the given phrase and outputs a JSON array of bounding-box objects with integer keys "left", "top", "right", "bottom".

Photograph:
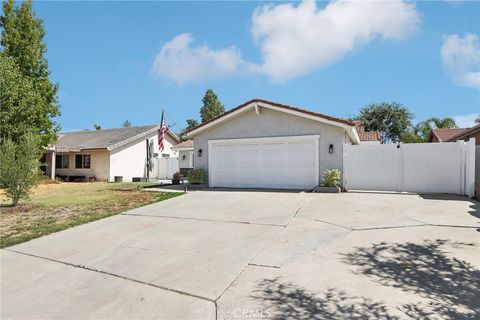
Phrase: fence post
[
  {"left": 465, "top": 138, "right": 476, "bottom": 198},
  {"left": 342, "top": 144, "right": 348, "bottom": 190}
]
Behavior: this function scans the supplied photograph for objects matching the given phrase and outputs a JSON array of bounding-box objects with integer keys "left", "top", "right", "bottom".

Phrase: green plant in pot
[{"left": 315, "top": 169, "right": 342, "bottom": 193}]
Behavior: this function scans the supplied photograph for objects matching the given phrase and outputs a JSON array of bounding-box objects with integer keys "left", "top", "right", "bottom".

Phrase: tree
[
  {"left": 0, "top": 0, "right": 60, "bottom": 147},
  {"left": 355, "top": 102, "right": 414, "bottom": 143},
  {"left": 93, "top": 124, "right": 101, "bottom": 130},
  {"left": 122, "top": 120, "right": 132, "bottom": 128},
  {"left": 200, "top": 89, "right": 224, "bottom": 123},
  {"left": 475, "top": 116, "right": 480, "bottom": 125},
  {"left": 186, "top": 119, "right": 198, "bottom": 130},
  {"left": 0, "top": 133, "right": 42, "bottom": 206}
]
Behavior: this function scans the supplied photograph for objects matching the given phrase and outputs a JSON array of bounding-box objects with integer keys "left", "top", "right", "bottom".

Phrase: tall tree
[
  {"left": 415, "top": 117, "right": 457, "bottom": 141},
  {"left": 186, "top": 119, "right": 198, "bottom": 130},
  {"left": 475, "top": 116, "right": 480, "bottom": 125},
  {"left": 355, "top": 102, "right": 413, "bottom": 143},
  {"left": 93, "top": 124, "right": 101, "bottom": 130},
  {"left": 200, "top": 89, "right": 224, "bottom": 123},
  {"left": 122, "top": 120, "right": 132, "bottom": 128},
  {"left": 0, "top": 0, "right": 60, "bottom": 146}
]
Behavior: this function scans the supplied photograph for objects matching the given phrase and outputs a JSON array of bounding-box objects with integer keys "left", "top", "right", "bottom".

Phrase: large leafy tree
[
  {"left": 475, "top": 116, "right": 480, "bottom": 125},
  {"left": 185, "top": 119, "right": 198, "bottom": 130},
  {"left": 355, "top": 102, "right": 414, "bottom": 143},
  {"left": 0, "top": 0, "right": 60, "bottom": 146},
  {"left": 200, "top": 89, "right": 224, "bottom": 123}
]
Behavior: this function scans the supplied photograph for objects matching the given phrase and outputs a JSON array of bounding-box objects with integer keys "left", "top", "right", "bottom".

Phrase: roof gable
[
  {"left": 445, "top": 124, "right": 480, "bottom": 142},
  {"left": 183, "top": 99, "right": 360, "bottom": 144}
]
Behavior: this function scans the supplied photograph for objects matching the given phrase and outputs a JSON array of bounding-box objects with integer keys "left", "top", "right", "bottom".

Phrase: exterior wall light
[
  {"left": 198, "top": 149, "right": 203, "bottom": 157},
  {"left": 182, "top": 155, "right": 186, "bottom": 160},
  {"left": 329, "top": 144, "right": 334, "bottom": 154}
]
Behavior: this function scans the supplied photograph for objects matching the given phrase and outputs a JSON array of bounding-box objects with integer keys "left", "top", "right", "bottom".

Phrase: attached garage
[
  {"left": 208, "top": 135, "right": 319, "bottom": 189},
  {"left": 184, "top": 99, "right": 360, "bottom": 190}
]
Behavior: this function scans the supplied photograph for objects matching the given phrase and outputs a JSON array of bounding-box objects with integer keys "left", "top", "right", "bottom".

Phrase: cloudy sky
[{"left": 28, "top": 0, "right": 480, "bottom": 131}]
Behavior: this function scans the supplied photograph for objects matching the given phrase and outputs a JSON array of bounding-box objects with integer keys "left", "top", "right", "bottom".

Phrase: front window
[
  {"left": 75, "top": 154, "right": 91, "bottom": 169},
  {"left": 55, "top": 154, "right": 69, "bottom": 169}
]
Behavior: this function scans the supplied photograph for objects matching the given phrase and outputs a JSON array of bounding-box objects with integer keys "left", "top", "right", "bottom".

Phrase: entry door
[{"left": 208, "top": 135, "right": 319, "bottom": 189}]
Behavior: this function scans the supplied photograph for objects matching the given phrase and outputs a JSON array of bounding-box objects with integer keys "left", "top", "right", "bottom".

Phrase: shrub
[
  {"left": 0, "top": 134, "right": 42, "bottom": 206},
  {"left": 322, "top": 169, "right": 342, "bottom": 187},
  {"left": 188, "top": 169, "right": 207, "bottom": 184}
]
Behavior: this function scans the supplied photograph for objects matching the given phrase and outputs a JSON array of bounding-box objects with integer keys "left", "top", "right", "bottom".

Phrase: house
[
  {"left": 182, "top": 99, "right": 363, "bottom": 190},
  {"left": 428, "top": 128, "right": 472, "bottom": 143},
  {"left": 353, "top": 120, "right": 381, "bottom": 144},
  {"left": 171, "top": 140, "right": 194, "bottom": 175},
  {"left": 44, "top": 125, "right": 180, "bottom": 182}
]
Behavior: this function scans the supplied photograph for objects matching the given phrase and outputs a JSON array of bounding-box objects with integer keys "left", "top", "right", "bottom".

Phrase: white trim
[
  {"left": 208, "top": 134, "right": 320, "bottom": 189},
  {"left": 184, "top": 101, "right": 360, "bottom": 144},
  {"left": 171, "top": 147, "right": 194, "bottom": 151}
]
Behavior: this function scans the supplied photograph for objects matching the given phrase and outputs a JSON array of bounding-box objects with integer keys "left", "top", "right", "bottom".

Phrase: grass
[{"left": 0, "top": 182, "right": 183, "bottom": 248}]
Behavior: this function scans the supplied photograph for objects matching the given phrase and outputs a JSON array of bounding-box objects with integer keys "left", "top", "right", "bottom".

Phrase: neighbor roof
[
  {"left": 353, "top": 120, "right": 381, "bottom": 142},
  {"left": 429, "top": 128, "right": 468, "bottom": 142},
  {"left": 183, "top": 99, "right": 360, "bottom": 144},
  {"left": 54, "top": 125, "right": 179, "bottom": 152},
  {"left": 445, "top": 124, "right": 480, "bottom": 142},
  {"left": 171, "top": 139, "right": 193, "bottom": 150}
]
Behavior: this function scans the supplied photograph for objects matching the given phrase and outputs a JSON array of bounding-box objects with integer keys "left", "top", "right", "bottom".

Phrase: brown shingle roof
[
  {"left": 431, "top": 128, "right": 468, "bottom": 142},
  {"left": 183, "top": 98, "right": 355, "bottom": 136},
  {"left": 172, "top": 139, "right": 193, "bottom": 149},
  {"left": 445, "top": 124, "right": 480, "bottom": 142}
]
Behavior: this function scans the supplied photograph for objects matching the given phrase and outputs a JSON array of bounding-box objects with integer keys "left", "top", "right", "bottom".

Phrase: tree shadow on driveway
[
  {"left": 251, "top": 278, "right": 399, "bottom": 320},
  {"left": 342, "top": 239, "right": 480, "bottom": 319}
]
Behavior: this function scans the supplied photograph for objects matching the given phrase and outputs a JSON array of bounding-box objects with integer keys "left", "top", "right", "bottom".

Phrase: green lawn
[{"left": 0, "top": 182, "right": 183, "bottom": 248}]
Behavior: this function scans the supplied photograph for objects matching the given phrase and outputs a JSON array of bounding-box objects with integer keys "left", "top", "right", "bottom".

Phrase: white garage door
[{"left": 208, "top": 135, "right": 319, "bottom": 189}]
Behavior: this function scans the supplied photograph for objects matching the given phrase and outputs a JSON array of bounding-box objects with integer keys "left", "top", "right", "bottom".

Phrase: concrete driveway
[{"left": 2, "top": 191, "right": 479, "bottom": 319}]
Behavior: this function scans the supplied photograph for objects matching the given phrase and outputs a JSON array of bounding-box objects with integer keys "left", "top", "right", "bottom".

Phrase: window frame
[
  {"left": 55, "top": 154, "right": 69, "bottom": 169},
  {"left": 75, "top": 154, "right": 91, "bottom": 169}
]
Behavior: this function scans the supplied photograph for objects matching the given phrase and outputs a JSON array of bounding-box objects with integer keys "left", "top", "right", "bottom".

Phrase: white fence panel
[
  {"left": 343, "top": 144, "right": 400, "bottom": 191},
  {"left": 157, "top": 157, "right": 179, "bottom": 179},
  {"left": 344, "top": 139, "right": 475, "bottom": 196}
]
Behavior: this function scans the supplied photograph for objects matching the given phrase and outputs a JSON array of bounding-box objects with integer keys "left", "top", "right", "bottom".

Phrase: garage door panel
[{"left": 209, "top": 136, "right": 319, "bottom": 190}]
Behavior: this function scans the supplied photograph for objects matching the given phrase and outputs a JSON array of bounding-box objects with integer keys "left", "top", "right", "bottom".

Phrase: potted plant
[
  {"left": 172, "top": 171, "right": 183, "bottom": 185},
  {"left": 314, "top": 169, "right": 342, "bottom": 193}
]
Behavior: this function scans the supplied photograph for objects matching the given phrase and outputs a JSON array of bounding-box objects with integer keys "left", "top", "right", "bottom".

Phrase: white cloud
[
  {"left": 441, "top": 33, "right": 480, "bottom": 89},
  {"left": 152, "top": 33, "right": 243, "bottom": 84},
  {"left": 452, "top": 113, "right": 479, "bottom": 128},
  {"left": 251, "top": 0, "right": 420, "bottom": 82}
]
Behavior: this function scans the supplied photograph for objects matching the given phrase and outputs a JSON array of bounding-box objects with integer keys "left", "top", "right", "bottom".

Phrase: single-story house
[
  {"left": 171, "top": 139, "right": 194, "bottom": 175},
  {"left": 183, "top": 98, "right": 371, "bottom": 190},
  {"left": 427, "top": 127, "right": 478, "bottom": 143},
  {"left": 44, "top": 125, "right": 180, "bottom": 182}
]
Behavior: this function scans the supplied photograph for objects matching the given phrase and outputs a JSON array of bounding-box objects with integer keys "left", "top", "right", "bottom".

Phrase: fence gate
[
  {"left": 157, "top": 157, "right": 179, "bottom": 179},
  {"left": 343, "top": 140, "right": 475, "bottom": 197}
]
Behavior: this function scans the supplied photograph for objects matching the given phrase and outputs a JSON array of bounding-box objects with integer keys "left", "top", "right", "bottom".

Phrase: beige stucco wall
[
  {"left": 53, "top": 150, "right": 110, "bottom": 181},
  {"left": 191, "top": 107, "right": 352, "bottom": 185},
  {"left": 109, "top": 132, "right": 178, "bottom": 182}
]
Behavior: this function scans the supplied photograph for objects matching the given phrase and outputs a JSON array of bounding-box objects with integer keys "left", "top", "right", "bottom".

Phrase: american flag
[{"left": 158, "top": 110, "right": 167, "bottom": 152}]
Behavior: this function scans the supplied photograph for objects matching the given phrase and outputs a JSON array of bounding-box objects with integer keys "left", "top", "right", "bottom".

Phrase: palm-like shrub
[{"left": 322, "top": 169, "right": 342, "bottom": 187}]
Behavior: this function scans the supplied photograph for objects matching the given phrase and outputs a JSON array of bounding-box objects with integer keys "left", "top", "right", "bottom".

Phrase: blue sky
[{"left": 25, "top": 0, "right": 480, "bottom": 132}]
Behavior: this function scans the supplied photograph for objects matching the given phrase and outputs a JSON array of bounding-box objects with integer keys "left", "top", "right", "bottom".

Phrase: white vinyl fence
[
  {"left": 157, "top": 157, "right": 179, "bottom": 179},
  {"left": 343, "top": 139, "right": 476, "bottom": 197}
]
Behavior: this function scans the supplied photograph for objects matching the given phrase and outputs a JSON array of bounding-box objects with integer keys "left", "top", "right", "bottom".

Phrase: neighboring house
[
  {"left": 45, "top": 125, "right": 179, "bottom": 182},
  {"left": 353, "top": 120, "right": 381, "bottom": 144},
  {"left": 182, "top": 99, "right": 361, "bottom": 190},
  {"left": 171, "top": 140, "right": 194, "bottom": 175},
  {"left": 428, "top": 128, "right": 471, "bottom": 143}
]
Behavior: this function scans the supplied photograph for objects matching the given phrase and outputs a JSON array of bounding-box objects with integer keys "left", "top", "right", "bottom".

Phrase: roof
[
  {"left": 353, "top": 120, "right": 381, "bottom": 142},
  {"left": 445, "top": 124, "right": 480, "bottom": 142},
  {"left": 171, "top": 139, "right": 193, "bottom": 150},
  {"left": 54, "top": 125, "right": 180, "bottom": 152},
  {"left": 183, "top": 99, "right": 360, "bottom": 144},
  {"left": 430, "top": 128, "right": 469, "bottom": 142}
]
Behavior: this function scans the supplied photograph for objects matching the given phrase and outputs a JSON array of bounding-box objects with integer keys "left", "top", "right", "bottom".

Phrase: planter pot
[{"left": 313, "top": 186, "right": 341, "bottom": 193}]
